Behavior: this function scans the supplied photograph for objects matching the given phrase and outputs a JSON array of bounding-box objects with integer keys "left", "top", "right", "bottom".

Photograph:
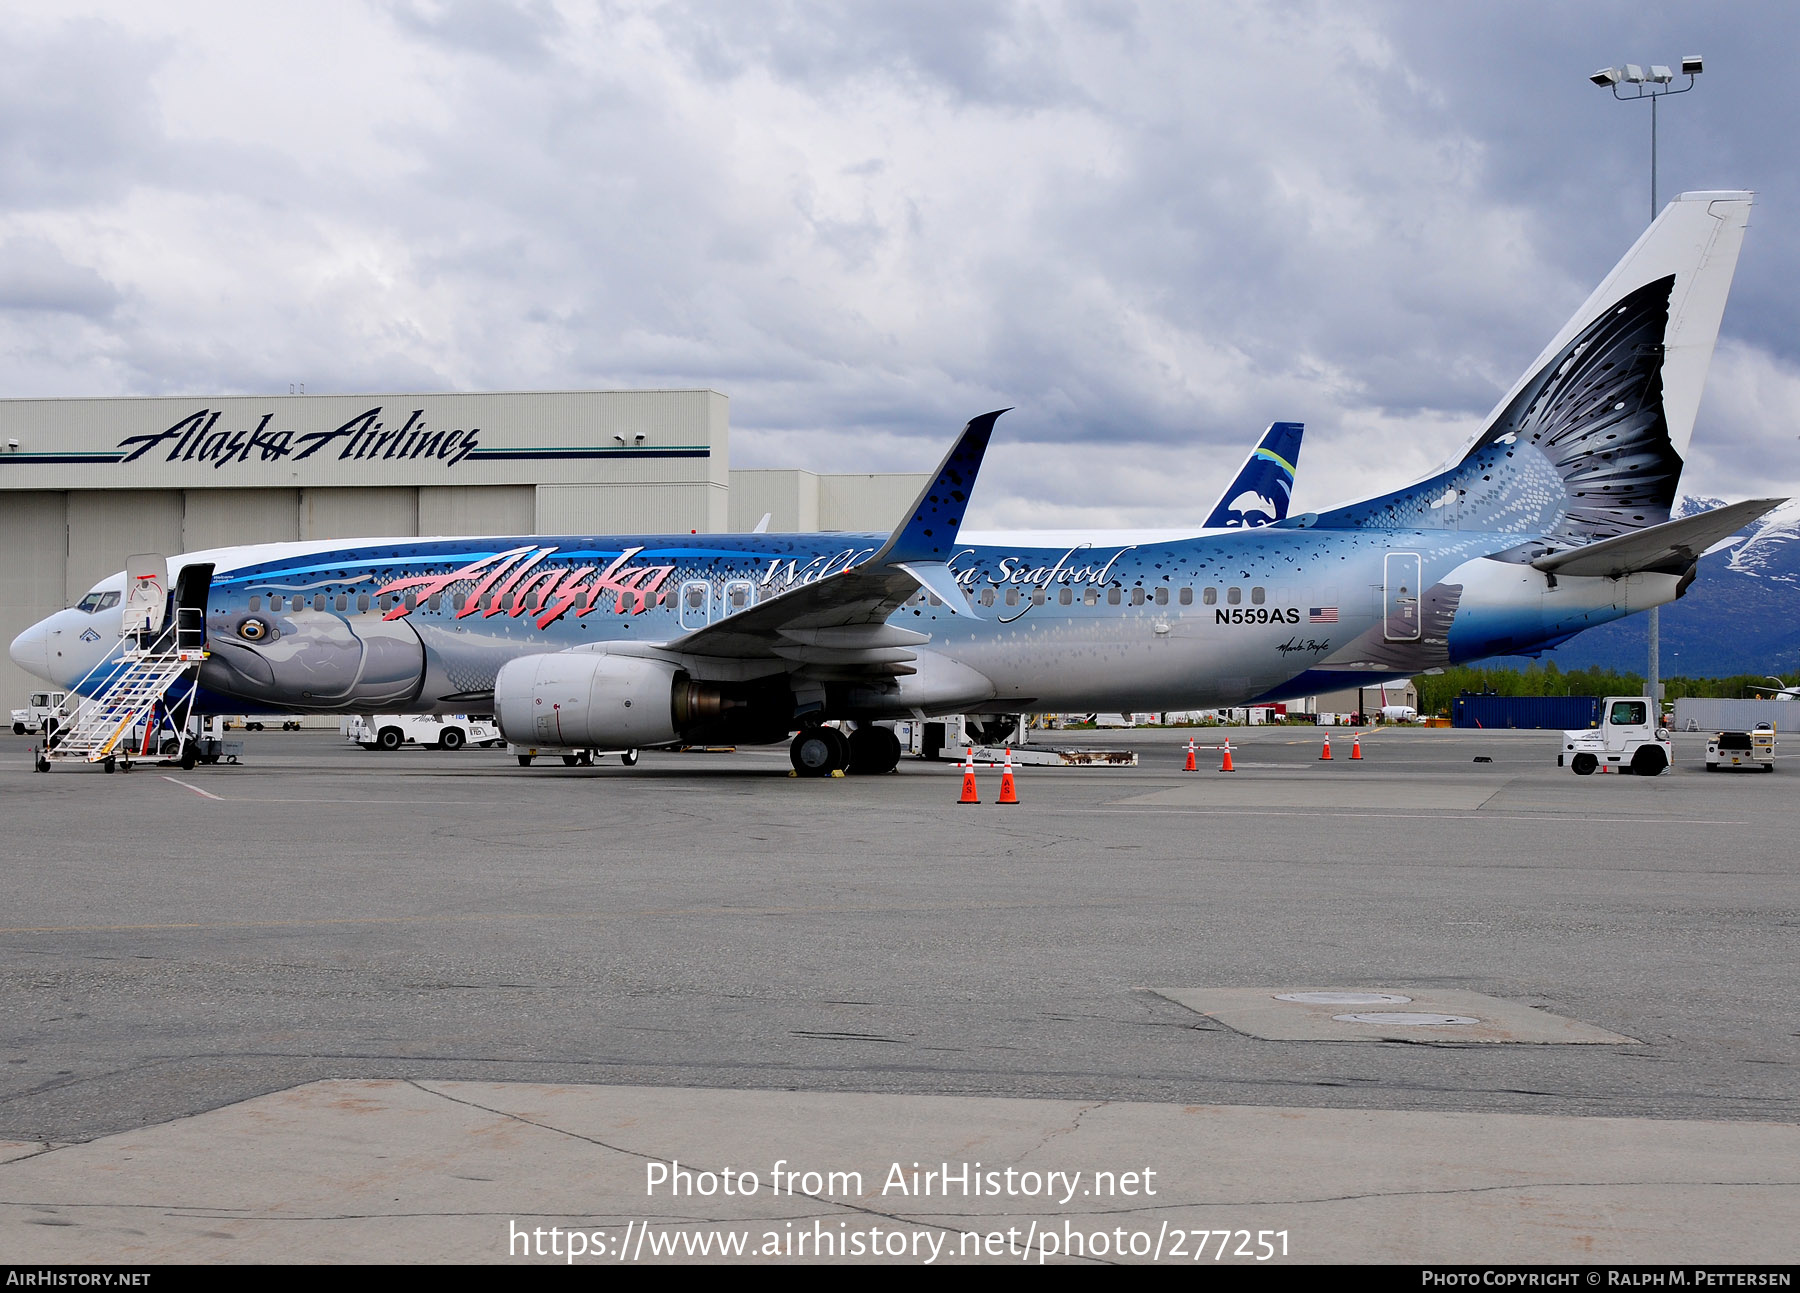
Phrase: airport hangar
[{"left": 0, "top": 389, "right": 927, "bottom": 703}]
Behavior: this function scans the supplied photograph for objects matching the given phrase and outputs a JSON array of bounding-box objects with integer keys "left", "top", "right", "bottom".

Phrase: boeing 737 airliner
[{"left": 11, "top": 192, "right": 1782, "bottom": 776}]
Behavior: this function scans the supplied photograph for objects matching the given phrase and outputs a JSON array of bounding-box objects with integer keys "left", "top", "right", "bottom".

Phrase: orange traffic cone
[
  {"left": 958, "top": 748, "right": 981, "bottom": 804},
  {"left": 1350, "top": 734, "right": 1362, "bottom": 760},
  {"left": 996, "top": 749, "right": 1020, "bottom": 805},
  {"left": 1320, "top": 733, "right": 1332, "bottom": 760},
  {"left": 1219, "top": 741, "right": 1235, "bottom": 772},
  {"left": 1183, "top": 739, "right": 1198, "bottom": 772}
]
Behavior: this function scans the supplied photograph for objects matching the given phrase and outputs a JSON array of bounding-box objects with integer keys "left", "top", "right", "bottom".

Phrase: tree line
[{"left": 1414, "top": 663, "right": 1788, "bottom": 718}]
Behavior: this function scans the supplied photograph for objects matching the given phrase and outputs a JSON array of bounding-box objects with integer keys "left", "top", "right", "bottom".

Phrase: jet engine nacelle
[{"left": 494, "top": 652, "right": 682, "bottom": 749}]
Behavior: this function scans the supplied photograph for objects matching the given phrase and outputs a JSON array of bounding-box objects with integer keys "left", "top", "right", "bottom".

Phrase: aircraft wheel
[
  {"left": 119, "top": 758, "right": 132, "bottom": 773},
  {"left": 562, "top": 754, "right": 581, "bottom": 766},
  {"left": 181, "top": 744, "right": 197, "bottom": 770},
  {"left": 1571, "top": 753, "right": 1597, "bottom": 776},
  {"left": 1630, "top": 746, "right": 1668, "bottom": 777},
  {"left": 621, "top": 749, "right": 639, "bottom": 767},
  {"left": 846, "top": 726, "right": 902, "bottom": 774},
  {"left": 103, "top": 757, "right": 116, "bottom": 774},
  {"left": 438, "top": 727, "right": 466, "bottom": 751},
  {"left": 376, "top": 726, "right": 404, "bottom": 751},
  {"left": 34, "top": 754, "right": 49, "bottom": 773},
  {"left": 790, "top": 727, "right": 847, "bottom": 777},
  {"left": 517, "top": 754, "right": 534, "bottom": 767}
]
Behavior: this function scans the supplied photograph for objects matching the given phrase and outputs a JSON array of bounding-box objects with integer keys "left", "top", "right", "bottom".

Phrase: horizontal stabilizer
[{"left": 1531, "top": 497, "right": 1785, "bottom": 578}]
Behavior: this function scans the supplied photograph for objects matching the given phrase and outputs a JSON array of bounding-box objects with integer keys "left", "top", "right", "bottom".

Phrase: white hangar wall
[{"left": 0, "top": 389, "right": 927, "bottom": 702}]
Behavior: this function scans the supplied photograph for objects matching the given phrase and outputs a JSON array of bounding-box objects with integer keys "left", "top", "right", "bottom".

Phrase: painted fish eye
[{"left": 238, "top": 617, "right": 276, "bottom": 642}]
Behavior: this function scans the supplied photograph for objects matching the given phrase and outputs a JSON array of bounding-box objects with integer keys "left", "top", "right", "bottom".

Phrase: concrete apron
[{"left": 3, "top": 1080, "right": 1795, "bottom": 1264}]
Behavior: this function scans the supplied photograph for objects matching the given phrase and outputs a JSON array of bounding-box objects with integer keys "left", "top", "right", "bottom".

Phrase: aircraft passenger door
[
  {"left": 678, "top": 580, "right": 711, "bottom": 631},
  {"left": 122, "top": 554, "right": 169, "bottom": 636},
  {"left": 721, "top": 579, "right": 754, "bottom": 618},
  {"left": 1383, "top": 552, "right": 1421, "bottom": 642}
]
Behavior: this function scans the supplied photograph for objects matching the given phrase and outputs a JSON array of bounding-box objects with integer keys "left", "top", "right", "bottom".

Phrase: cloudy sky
[{"left": 3, "top": 0, "right": 1796, "bottom": 528}]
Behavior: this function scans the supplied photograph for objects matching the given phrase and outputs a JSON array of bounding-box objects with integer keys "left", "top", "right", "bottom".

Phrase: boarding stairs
[{"left": 39, "top": 609, "right": 207, "bottom": 771}]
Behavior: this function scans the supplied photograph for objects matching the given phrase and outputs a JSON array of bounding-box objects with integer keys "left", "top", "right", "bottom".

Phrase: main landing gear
[{"left": 788, "top": 725, "right": 902, "bottom": 777}]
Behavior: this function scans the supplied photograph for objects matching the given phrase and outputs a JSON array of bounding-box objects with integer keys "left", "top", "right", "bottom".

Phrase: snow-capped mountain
[{"left": 1725, "top": 497, "right": 1800, "bottom": 583}]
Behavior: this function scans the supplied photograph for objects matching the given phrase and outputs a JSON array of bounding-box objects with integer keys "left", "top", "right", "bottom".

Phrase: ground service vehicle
[
  {"left": 1705, "top": 724, "right": 1775, "bottom": 772},
  {"left": 344, "top": 713, "right": 501, "bottom": 751},
  {"left": 1558, "top": 696, "right": 1671, "bottom": 776},
  {"left": 12, "top": 691, "right": 67, "bottom": 735}
]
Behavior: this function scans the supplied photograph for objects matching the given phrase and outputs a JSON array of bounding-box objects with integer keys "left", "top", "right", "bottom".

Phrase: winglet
[
  {"left": 870, "top": 409, "right": 1008, "bottom": 566},
  {"left": 1203, "top": 421, "right": 1303, "bottom": 528}
]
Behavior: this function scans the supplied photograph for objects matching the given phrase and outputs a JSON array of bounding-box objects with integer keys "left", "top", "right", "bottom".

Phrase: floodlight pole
[{"left": 1594, "top": 61, "right": 1700, "bottom": 706}]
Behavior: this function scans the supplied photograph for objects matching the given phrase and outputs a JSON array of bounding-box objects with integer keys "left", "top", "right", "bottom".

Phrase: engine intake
[{"left": 494, "top": 652, "right": 682, "bottom": 749}]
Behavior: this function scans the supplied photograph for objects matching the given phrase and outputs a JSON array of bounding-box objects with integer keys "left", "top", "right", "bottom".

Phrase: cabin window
[
  {"left": 978, "top": 588, "right": 995, "bottom": 607},
  {"left": 357, "top": 593, "right": 371, "bottom": 613},
  {"left": 1202, "top": 587, "right": 1216, "bottom": 605},
  {"left": 269, "top": 595, "right": 284, "bottom": 611},
  {"left": 427, "top": 593, "right": 441, "bottom": 611},
  {"left": 452, "top": 593, "right": 466, "bottom": 612},
  {"left": 1059, "top": 588, "right": 1072, "bottom": 605},
  {"left": 404, "top": 592, "right": 417, "bottom": 611},
  {"left": 1130, "top": 588, "right": 1144, "bottom": 606},
  {"left": 928, "top": 593, "right": 942, "bottom": 607},
  {"left": 1005, "top": 588, "right": 1019, "bottom": 607},
  {"left": 335, "top": 593, "right": 347, "bottom": 611},
  {"left": 1251, "top": 587, "right": 1264, "bottom": 605},
  {"left": 1084, "top": 587, "right": 1099, "bottom": 606},
  {"left": 730, "top": 586, "right": 749, "bottom": 610},
  {"left": 1227, "top": 587, "right": 1241, "bottom": 605},
  {"left": 1154, "top": 587, "right": 1168, "bottom": 606},
  {"left": 314, "top": 594, "right": 327, "bottom": 611},
  {"left": 686, "top": 586, "right": 705, "bottom": 609},
  {"left": 249, "top": 595, "right": 262, "bottom": 611},
  {"left": 1179, "top": 587, "right": 1192, "bottom": 605},
  {"left": 1031, "top": 587, "right": 1045, "bottom": 606}
]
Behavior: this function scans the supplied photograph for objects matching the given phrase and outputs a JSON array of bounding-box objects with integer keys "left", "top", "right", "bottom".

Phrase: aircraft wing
[
  {"left": 659, "top": 410, "right": 1006, "bottom": 675},
  {"left": 1530, "top": 497, "right": 1786, "bottom": 579}
]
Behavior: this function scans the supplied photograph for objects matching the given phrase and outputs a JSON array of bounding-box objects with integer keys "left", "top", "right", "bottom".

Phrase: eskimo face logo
[{"left": 374, "top": 546, "right": 676, "bottom": 630}]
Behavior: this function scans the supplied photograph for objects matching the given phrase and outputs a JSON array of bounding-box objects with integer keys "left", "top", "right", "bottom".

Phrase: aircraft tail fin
[
  {"left": 1204, "top": 422, "right": 1302, "bottom": 528},
  {"left": 1302, "top": 192, "right": 1752, "bottom": 554}
]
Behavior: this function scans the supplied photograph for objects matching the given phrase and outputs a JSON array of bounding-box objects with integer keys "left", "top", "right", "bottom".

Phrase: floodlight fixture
[
  {"left": 1624, "top": 63, "right": 1646, "bottom": 83},
  {"left": 1682, "top": 55, "right": 1703, "bottom": 75},
  {"left": 1590, "top": 67, "right": 1621, "bottom": 86},
  {"left": 1650, "top": 65, "right": 1674, "bottom": 84}
]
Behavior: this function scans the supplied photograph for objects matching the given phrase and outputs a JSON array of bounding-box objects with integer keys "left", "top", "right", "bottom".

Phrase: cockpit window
[{"left": 76, "top": 591, "right": 121, "bottom": 613}]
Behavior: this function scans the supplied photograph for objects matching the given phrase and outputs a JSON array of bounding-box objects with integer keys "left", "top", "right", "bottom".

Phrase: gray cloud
[
  {"left": 1, "top": 0, "right": 1793, "bottom": 524},
  {"left": 0, "top": 237, "right": 123, "bottom": 316}
]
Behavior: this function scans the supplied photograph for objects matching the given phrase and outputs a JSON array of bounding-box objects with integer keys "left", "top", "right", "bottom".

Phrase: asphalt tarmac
[{"left": 1, "top": 723, "right": 1795, "bottom": 1262}]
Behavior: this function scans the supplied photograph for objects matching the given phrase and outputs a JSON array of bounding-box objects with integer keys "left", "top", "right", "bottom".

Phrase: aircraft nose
[{"left": 9, "top": 618, "right": 51, "bottom": 680}]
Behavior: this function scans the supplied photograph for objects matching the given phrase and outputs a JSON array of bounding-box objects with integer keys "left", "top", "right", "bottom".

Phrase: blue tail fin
[{"left": 1204, "top": 422, "right": 1303, "bottom": 528}]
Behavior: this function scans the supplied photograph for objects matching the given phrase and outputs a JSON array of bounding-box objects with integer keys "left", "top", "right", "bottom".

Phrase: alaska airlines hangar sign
[
  {"left": 8, "top": 405, "right": 711, "bottom": 470},
  {"left": 118, "top": 407, "right": 483, "bottom": 468}
]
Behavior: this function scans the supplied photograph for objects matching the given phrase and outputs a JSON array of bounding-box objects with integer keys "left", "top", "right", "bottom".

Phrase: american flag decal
[{"left": 1309, "top": 606, "right": 1338, "bottom": 623}]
